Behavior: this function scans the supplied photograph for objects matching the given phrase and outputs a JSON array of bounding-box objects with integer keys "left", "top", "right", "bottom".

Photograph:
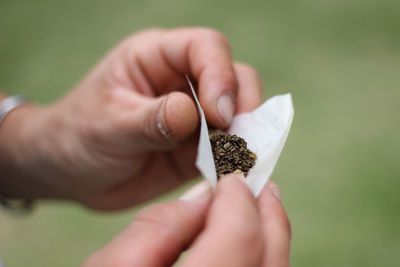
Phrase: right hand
[{"left": 83, "top": 174, "right": 291, "bottom": 267}]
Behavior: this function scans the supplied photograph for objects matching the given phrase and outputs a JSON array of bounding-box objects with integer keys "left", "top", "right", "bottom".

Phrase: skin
[
  {"left": 0, "top": 28, "right": 262, "bottom": 210},
  {"left": 0, "top": 27, "right": 290, "bottom": 266},
  {"left": 83, "top": 175, "right": 291, "bottom": 267}
]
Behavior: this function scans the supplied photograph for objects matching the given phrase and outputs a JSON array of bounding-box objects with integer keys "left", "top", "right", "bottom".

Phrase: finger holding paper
[
  {"left": 233, "top": 63, "right": 263, "bottom": 113},
  {"left": 82, "top": 176, "right": 291, "bottom": 267},
  {"left": 121, "top": 27, "right": 238, "bottom": 129},
  {"left": 178, "top": 174, "right": 264, "bottom": 267}
]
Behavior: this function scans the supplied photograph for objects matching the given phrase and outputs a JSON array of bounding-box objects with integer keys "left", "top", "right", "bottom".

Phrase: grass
[{"left": 1, "top": 0, "right": 400, "bottom": 266}]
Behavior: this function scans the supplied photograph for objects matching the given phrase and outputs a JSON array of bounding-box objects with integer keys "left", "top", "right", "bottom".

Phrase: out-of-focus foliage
[{"left": 1, "top": 0, "right": 399, "bottom": 266}]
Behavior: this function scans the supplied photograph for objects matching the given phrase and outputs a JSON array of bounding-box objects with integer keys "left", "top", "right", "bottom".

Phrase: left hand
[{"left": 0, "top": 28, "right": 263, "bottom": 210}]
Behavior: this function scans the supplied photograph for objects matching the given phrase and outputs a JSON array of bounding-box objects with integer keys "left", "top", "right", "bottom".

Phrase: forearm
[{"left": 0, "top": 96, "right": 68, "bottom": 200}]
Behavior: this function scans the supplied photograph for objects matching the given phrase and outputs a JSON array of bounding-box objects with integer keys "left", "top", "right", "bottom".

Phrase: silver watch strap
[
  {"left": 0, "top": 95, "right": 29, "bottom": 125},
  {"left": 0, "top": 95, "right": 33, "bottom": 214}
]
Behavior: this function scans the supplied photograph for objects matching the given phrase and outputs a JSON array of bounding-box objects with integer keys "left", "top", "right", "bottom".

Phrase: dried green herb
[{"left": 209, "top": 130, "right": 257, "bottom": 179}]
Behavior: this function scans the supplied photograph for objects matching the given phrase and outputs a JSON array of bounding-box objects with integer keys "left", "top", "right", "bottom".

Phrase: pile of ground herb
[{"left": 209, "top": 130, "right": 257, "bottom": 178}]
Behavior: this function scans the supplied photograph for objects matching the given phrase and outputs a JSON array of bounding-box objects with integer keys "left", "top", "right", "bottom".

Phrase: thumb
[
  {"left": 122, "top": 91, "right": 198, "bottom": 153},
  {"left": 180, "top": 174, "right": 263, "bottom": 267}
]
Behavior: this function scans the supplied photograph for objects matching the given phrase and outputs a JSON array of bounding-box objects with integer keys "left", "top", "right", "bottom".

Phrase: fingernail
[
  {"left": 180, "top": 180, "right": 212, "bottom": 201},
  {"left": 217, "top": 94, "right": 235, "bottom": 125},
  {"left": 269, "top": 182, "right": 282, "bottom": 201},
  {"left": 156, "top": 98, "right": 171, "bottom": 138}
]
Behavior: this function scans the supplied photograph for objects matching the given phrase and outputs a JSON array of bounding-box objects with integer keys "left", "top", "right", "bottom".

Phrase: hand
[
  {"left": 0, "top": 28, "right": 263, "bottom": 209},
  {"left": 82, "top": 175, "right": 291, "bottom": 267}
]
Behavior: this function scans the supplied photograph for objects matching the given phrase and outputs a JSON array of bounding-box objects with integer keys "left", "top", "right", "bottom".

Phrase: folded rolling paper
[{"left": 187, "top": 77, "right": 294, "bottom": 196}]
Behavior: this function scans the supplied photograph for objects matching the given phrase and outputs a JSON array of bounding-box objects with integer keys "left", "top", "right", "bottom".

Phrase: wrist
[{"left": 0, "top": 104, "right": 70, "bottom": 200}]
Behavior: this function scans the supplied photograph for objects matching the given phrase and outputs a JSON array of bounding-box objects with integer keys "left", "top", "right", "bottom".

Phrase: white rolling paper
[{"left": 187, "top": 77, "right": 294, "bottom": 196}]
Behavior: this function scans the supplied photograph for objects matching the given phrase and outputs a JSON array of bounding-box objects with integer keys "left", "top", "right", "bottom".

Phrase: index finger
[
  {"left": 163, "top": 28, "right": 238, "bottom": 128},
  {"left": 127, "top": 28, "right": 238, "bottom": 129}
]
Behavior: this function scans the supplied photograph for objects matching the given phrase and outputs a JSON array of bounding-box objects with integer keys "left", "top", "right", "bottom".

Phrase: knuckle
[
  {"left": 118, "top": 28, "right": 165, "bottom": 52},
  {"left": 125, "top": 27, "right": 165, "bottom": 42},
  {"left": 105, "top": 57, "right": 129, "bottom": 86},
  {"left": 136, "top": 27, "right": 165, "bottom": 39},
  {"left": 218, "top": 72, "right": 238, "bottom": 93},
  {"left": 201, "top": 67, "right": 237, "bottom": 95},
  {"left": 194, "top": 27, "right": 230, "bottom": 45},
  {"left": 236, "top": 62, "right": 258, "bottom": 76}
]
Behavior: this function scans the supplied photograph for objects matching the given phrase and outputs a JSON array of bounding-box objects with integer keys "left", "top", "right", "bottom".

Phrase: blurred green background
[{"left": 1, "top": 0, "right": 400, "bottom": 266}]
